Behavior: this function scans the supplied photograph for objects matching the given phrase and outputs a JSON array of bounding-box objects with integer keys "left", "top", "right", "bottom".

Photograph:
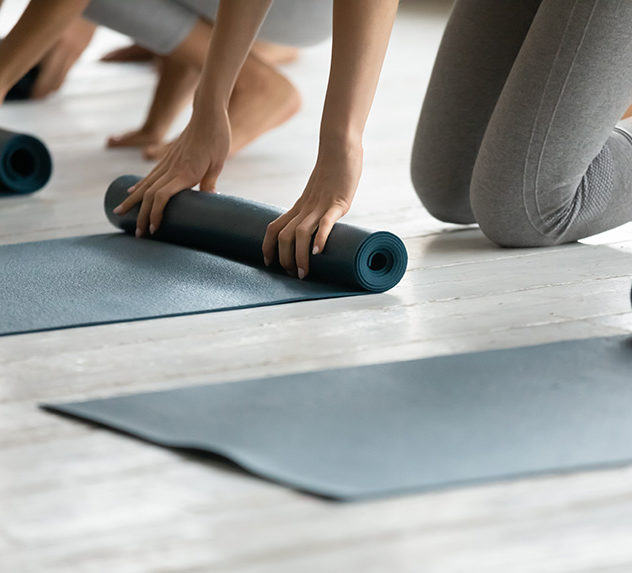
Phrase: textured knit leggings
[{"left": 411, "top": 0, "right": 632, "bottom": 246}]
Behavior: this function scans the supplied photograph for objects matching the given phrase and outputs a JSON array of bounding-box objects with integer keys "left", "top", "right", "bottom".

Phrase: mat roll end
[
  {"left": 104, "top": 174, "right": 141, "bottom": 233},
  {"left": 354, "top": 231, "right": 407, "bottom": 292},
  {"left": 0, "top": 130, "right": 52, "bottom": 195}
]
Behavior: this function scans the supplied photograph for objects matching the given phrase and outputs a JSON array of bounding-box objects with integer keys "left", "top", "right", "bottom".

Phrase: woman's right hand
[{"left": 113, "top": 103, "right": 231, "bottom": 237}]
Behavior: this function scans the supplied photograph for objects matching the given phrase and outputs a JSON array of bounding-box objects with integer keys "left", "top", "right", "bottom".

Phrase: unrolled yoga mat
[
  {"left": 0, "top": 128, "right": 52, "bottom": 194},
  {"left": 45, "top": 335, "right": 632, "bottom": 500},
  {"left": 0, "top": 175, "right": 406, "bottom": 336}
]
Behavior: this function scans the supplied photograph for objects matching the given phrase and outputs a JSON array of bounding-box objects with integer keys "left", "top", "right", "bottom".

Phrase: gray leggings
[
  {"left": 84, "top": 0, "right": 332, "bottom": 55},
  {"left": 411, "top": 0, "right": 632, "bottom": 247}
]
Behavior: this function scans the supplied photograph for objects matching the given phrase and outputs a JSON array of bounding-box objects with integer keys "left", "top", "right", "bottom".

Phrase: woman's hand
[
  {"left": 262, "top": 142, "right": 362, "bottom": 279},
  {"left": 113, "top": 105, "right": 231, "bottom": 237}
]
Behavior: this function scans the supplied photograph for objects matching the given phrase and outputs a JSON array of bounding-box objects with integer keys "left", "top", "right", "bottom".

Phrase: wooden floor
[{"left": 2, "top": 1, "right": 632, "bottom": 571}]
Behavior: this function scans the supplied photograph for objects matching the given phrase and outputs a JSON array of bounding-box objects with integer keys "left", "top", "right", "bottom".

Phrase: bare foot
[
  {"left": 228, "top": 55, "right": 301, "bottom": 155},
  {"left": 107, "top": 128, "right": 162, "bottom": 149},
  {"left": 107, "top": 55, "right": 199, "bottom": 157},
  {"left": 101, "top": 44, "right": 155, "bottom": 63}
]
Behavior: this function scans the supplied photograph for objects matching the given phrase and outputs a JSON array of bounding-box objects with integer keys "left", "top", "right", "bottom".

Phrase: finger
[
  {"left": 127, "top": 147, "right": 176, "bottom": 194},
  {"left": 136, "top": 173, "right": 175, "bottom": 236},
  {"left": 200, "top": 161, "right": 223, "bottom": 192},
  {"left": 112, "top": 186, "right": 147, "bottom": 216},
  {"left": 313, "top": 205, "right": 345, "bottom": 256},
  {"left": 149, "top": 177, "right": 183, "bottom": 233},
  {"left": 277, "top": 217, "right": 301, "bottom": 276},
  {"left": 116, "top": 162, "right": 169, "bottom": 213},
  {"left": 261, "top": 208, "right": 299, "bottom": 266},
  {"left": 294, "top": 213, "right": 320, "bottom": 279}
]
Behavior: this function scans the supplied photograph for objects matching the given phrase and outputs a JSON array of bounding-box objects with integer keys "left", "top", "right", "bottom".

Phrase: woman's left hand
[{"left": 262, "top": 143, "right": 362, "bottom": 279}]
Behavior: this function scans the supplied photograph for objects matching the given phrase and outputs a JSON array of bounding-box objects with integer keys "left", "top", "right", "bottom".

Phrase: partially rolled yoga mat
[
  {"left": 0, "top": 175, "right": 406, "bottom": 336},
  {"left": 45, "top": 335, "right": 632, "bottom": 500},
  {"left": 0, "top": 128, "right": 52, "bottom": 194}
]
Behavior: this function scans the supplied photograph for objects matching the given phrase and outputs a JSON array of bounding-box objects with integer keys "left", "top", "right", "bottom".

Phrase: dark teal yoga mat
[
  {"left": 0, "top": 128, "right": 52, "bottom": 194},
  {"left": 44, "top": 335, "right": 632, "bottom": 500},
  {"left": 0, "top": 175, "right": 406, "bottom": 336},
  {"left": 107, "top": 175, "right": 407, "bottom": 292}
]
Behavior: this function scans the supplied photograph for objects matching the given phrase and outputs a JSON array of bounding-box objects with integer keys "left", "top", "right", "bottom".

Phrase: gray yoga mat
[
  {"left": 0, "top": 175, "right": 406, "bottom": 336},
  {"left": 45, "top": 335, "right": 632, "bottom": 500}
]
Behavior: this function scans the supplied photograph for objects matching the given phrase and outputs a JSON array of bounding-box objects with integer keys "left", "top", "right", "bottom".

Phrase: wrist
[
  {"left": 192, "top": 87, "right": 229, "bottom": 119},
  {"left": 318, "top": 130, "right": 363, "bottom": 163}
]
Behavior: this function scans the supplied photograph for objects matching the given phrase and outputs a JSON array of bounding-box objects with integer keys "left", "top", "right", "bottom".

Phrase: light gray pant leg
[
  {"left": 83, "top": 0, "right": 198, "bottom": 55},
  {"left": 411, "top": 0, "right": 543, "bottom": 225},
  {"left": 471, "top": 0, "right": 632, "bottom": 246},
  {"left": 84, "top": 0, "right": 331, "bottom": 55},
  {"left": 177, "top": 0, "right": 332, "bottom": 47}
]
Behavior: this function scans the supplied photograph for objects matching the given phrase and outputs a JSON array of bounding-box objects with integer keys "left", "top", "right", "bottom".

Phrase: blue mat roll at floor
[
  {"left": 107, "top": 175, "right": 408, "bottom": 293},
  {"left": 0, "top": 175, "right": 407, "bottom": 336},
  {"left": 0, "top": 128, "right": 52, "bottom": 194},
  {"left": 44, "top": 335, "right": 632, "bottom": 500}
]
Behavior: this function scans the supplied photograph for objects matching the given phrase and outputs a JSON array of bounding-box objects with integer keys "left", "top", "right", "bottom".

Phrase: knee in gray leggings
[
  {"left": 469, "top": 141, "right": 619, "bottom": 249},
  {"left": 469, "top": 168, "right": 557, "bottom": 249},
  {"left": 410, "top": 139, "right": 477, "bottom": 226}
]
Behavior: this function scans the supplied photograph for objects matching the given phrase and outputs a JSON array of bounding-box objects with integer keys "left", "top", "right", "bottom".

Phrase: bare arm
[
  {"left": 262, "top": 0, "right": 399, "bottom": 277},
  {"left": 0, "top": 0, "right": 89, "bottom": 101},
  {"left": 114, "top": 0, "right": 398, "bottom": 278},
  {"left": 115, "top": 0, "right": 273, "bottom": 236}
]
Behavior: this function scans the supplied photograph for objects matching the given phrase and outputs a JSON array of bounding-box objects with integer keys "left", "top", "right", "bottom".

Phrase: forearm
[
  {"left": 0, "top": 0, "right": 89, "bottom": 95},
  {"left": 193, "top": 0, "right": 271, "bottom": 116},
  {"left": 319, "top": 0, "right": 398, "bottom": 154}
]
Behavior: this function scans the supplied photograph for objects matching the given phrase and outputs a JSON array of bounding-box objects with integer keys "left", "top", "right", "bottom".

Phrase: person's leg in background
[
  {"left": 410, "top": 0, "right": 543, "bottom": 224},
  {"left": 83, "top": 0, "right": 332, "bottom": 159},
  {"left": 470, "top": 0, "right": 632, "bottom": 246}
]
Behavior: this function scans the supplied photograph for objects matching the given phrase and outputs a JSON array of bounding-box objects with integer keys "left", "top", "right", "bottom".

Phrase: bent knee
[
  {"left": 411, "top": 159, "right": 476, "bottom": 225},
  {"left": 471, "top": 182, "right": 561, "bottom": 248}
]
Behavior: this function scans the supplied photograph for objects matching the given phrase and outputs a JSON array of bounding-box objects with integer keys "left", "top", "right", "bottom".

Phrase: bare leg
[
  {"left": 100, "top": 44, "right": 155, "bottom": 63},
  {"left": 107, "top": 56, "right": 199, "bottom": 154},
  {"left": 228, "top": 53, "right": 301, "bottom": 155},
  {"left": 252, "top": 41, "right": 300, "bottom": 65},
  {"left": 100, "top": 40, "right": 299, "bottom": 66},
  {"left": 107, "top": 18, "right": 301, "bottom": 159}
]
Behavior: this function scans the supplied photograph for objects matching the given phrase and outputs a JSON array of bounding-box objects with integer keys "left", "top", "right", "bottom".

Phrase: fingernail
[
  {"left": 298, "top": 268, "right": 305, "bottom": 280},
  {"left": 113, "top": 206, "right": 123, "bottom": 214},
  {"left": 264, "top": 256, "right": 270, "bottom": 267},
  {"left": 135, "top": 228, "right": 142, "bottom": 238},
  {"left": 127, "top": 186, "right": 135, "bottom": 193},
  {"left": 149, "top": 224, "right": 155, "bottom": 235},
  {"left": 312, "top": 246, "right": 319, "bottom": 255}
]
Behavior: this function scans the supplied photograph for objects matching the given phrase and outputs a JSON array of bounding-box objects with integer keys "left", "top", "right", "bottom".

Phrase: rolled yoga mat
[
  {"left": 0, "top": 175, "right": 406, "bottom": 336},
  {"left": 0, "top": 128, "right": 52, "bottom": 194},
  {"left": 44, "top": 335, "right": 632, "bottom": 500}
]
